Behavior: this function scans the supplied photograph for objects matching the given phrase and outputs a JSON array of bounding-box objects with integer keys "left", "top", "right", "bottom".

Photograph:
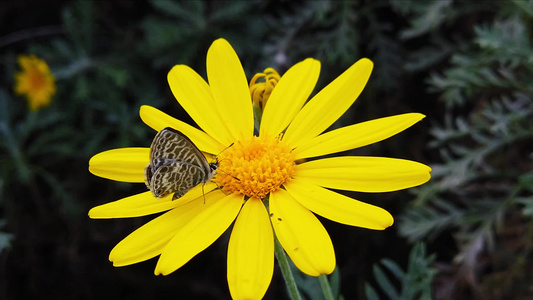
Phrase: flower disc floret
[{"left": 216, "top": 134, "right": 294, "bottom": 199}]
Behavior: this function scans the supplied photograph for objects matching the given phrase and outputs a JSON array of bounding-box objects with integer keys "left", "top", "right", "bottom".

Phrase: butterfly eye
[{"left": 209, "top": 163, "right": 218, "bottom": 171}]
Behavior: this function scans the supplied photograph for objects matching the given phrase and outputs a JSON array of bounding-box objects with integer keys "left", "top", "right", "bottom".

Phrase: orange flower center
[
  {"left": 28, "top": 69, "right": 46, "bottom": 90},
  {"left": 215, "top": 134, "right": 295, "bottom": 199}
]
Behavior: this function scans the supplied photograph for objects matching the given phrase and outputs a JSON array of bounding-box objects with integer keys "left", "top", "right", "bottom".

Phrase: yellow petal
[
  {"left": 155, "top": 192, "right": 244, "bottom": 275},
  {"left": 88, "top": 148, "right": 149, "bottom": 182},
  {"left": 168, "top": 65, "right": 235, "bottom": 146},
  {"left": 108, "top": 192, "right": 224, "bottom": 267},
  {"left": 228, "top": 198, "right": 274, "bottom": 300},
  {"left": 283, "top": 58, "right": 373, "bottom": 148},
  {"left": 269, "top": 189, "right": 335, "bottom": 276},
  {"left": 284, "top": 179, "right": 393, "bottom": 230},
  {"left": 260, "top": 58, "right": 320, "bottom": 137},
  {"left": 294, "top": 113, "right": 426, "bottom": 160},
  {"left": 207, "top": 38, "right": 253, "bottom": 140},
  {"left": 88, "top": 183, "right": 219, "bottom": 219},
  {"left": 295, "top": 156, "right": 432, "bottom": 192},
  {"left": 139, "top": 105, "right": 225, "bottom": 154}
]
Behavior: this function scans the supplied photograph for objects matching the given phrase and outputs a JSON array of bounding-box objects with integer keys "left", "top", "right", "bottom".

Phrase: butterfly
[{"left": 144, "top": 127, "right": 218, "bottom": 200}]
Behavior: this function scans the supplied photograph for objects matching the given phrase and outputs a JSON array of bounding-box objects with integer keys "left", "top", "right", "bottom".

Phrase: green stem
[
  {"left": 319, "top": 274, "right": 335, "bottom": 300},
  {"left": 274, "top": 236, "right": 302, "bottom": 300},
  {"left": 253, "top": 104, "right": 262, "bottom": 135}
]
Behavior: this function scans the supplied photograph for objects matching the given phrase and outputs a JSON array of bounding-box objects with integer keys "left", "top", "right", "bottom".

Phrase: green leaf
[
  {"left": 365, "top": 283, "right": 381, "bottom": 300},
  {"left": 0, "top": 220, "right": 13, "bottom": 254},
  {"left": 373, "top": 264, "right": 400, "bottom": 300},
  {"left": 516, "top": 197, "right": 533, "bottom": 216},
  {"left": 381, "top": 259, "right": 406, "bottom": 281},
  {"left": 365, "top": 243, "right": 437, "bottom": 300},
  {"left": 519, "top": 171, "right": 533, "bottom": 193}
]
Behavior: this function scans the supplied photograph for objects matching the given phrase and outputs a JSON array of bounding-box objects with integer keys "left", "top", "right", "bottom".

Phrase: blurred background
[{"left": 1, "top": 0, "right": 532, "bottom": 299}]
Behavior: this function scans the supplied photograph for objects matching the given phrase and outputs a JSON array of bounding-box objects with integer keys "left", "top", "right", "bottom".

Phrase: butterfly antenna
[
  {"left": 212, "top": 142, "right": 240, "bottom": 181},
  {"left": 215, "top": 167, "right": 240, "bottom": 181},
  {"left": 202, "top": 183, "right": 206, "bottom": 204},
  {"left": 213, "top": 142, "right": 235, "bottom": 159}
]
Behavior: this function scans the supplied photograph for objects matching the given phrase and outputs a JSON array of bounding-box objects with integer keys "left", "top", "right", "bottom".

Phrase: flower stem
[
  {"left": 253, "top": 104, "right": 262, "bottom": 135},
  {"left": 274, "top": 236, "right": 302, "bottom": 300},
  {"left": 319, "top": 274, "right": 335, "bottom": 300}
]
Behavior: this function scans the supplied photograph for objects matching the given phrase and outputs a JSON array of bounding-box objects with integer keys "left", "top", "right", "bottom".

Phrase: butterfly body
[{"left": 145, "top": 127, "right": 217, "bottom": 200}]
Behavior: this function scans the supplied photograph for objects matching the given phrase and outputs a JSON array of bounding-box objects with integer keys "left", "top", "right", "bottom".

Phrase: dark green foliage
[
  {"left": 396, "top": 1, "right": 533, "bottom": 299},
  {"left": 0, "top": 220, "right": 13, "bottom": 255},
  {"left": 365, "top": 243, "right": 437, "bottom": 300},
  {"left": 1, "top": 0, "right": 532, "bottom": 299},
  {"left": 288, "top": 260, "right": 343, "bottom": 300},
  {"left": 140, "top": 0, "right": 267, "bottom": 70}
]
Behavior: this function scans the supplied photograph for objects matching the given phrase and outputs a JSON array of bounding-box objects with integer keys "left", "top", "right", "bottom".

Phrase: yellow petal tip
[
  {"left": 213, "top": 37, "right": 229, "bottom": 45},
  {"left": 359, "top": 57, "right": 374, "bottom": 68}
]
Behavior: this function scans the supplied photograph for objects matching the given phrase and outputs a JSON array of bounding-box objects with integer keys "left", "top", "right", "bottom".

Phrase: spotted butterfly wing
[{"left": 145, "top": 127, "right": 217, "bottom": 200}]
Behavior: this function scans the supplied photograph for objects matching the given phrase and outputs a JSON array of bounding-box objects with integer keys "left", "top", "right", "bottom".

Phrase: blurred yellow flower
[
  {"left": 88, "top": 38, "right": 431, "bottom": 299},
  {"left": 14, "top": 55, "right": 56, "bottom": 111}
]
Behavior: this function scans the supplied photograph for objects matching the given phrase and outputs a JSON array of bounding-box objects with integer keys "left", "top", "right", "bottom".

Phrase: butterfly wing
[
  {"left": 144, "top": 164, "right": 154, "bottom": 189},
  {"left": 149, "top": 160, "right": 207, "bottom": 199},
  {"left": 145, "top": 127, "right": 214, "bottom": 199},
  {"left": 149, "top": 127, "right": 210, "bottom": 173}
]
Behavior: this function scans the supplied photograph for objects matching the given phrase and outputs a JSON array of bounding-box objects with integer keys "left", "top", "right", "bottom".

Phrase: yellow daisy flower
[
  {"left": 89, "top": 38, "right": 431, "bottom": 299},
  {"left": 14, "top": 55, "right": 56, "bottom": 111}
]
